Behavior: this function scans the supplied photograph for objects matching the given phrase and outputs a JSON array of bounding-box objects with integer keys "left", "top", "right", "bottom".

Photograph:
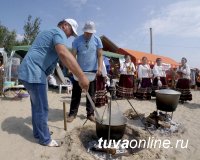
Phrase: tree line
[{"left": 0, "top": 15, "right": 41, "bottom": 53}]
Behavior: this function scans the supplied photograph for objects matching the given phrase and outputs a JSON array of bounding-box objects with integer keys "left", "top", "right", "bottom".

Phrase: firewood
[{"left": 159, "top": 121, "right": 171, "bottom": 128}]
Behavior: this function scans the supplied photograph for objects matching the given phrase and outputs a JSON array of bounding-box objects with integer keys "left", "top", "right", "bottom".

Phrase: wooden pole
[
  {"left": 63, "top": 102, "right": 67, "bottom": 131},
  {"left": 150, "top": 28, "right": 153, "bottom": 54}
]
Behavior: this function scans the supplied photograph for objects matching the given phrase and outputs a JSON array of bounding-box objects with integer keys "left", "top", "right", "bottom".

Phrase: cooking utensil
[
  {"left": 155, "top": 89, "right": 181, "bottom": 112},
  {"left": 96, "top": 115, "right": 127, "bottom": 141},
  {"left": 96, "top": 96, "right": 127, "bottom": 141},
  {"left": 86, "top": 92, "right": 100, "bottom": 120},
  {"left": 74, "top": 72, "right": 96, "bottom": 82}
]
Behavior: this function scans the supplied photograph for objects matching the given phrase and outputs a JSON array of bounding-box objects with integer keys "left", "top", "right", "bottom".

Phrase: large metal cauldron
[
  {"left": 96, "top": 117, "right": 127, "bottom": 141},
  {"left": 155, "top": 89, "right": 181, "bottom": 112}
]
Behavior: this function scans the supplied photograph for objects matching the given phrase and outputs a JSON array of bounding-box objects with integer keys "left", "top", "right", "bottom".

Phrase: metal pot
[
  {"left": 155, "top": 89, "right": 181, "bottom": 112},
  {"left": 96, "top": 117, "right": 127, "bottom": 141}
]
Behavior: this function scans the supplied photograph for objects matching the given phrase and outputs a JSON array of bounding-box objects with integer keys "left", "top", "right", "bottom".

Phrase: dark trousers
[{"left": 69, "top": 80, "right": 96, "bottom": 117}]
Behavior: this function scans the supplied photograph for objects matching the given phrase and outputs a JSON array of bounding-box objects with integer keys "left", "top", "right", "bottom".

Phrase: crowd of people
[
  {"left": 17, "top": 17, "right": 199, "bottom": 148},
  {"left": 116, "top": 56, "right": 194, "bottom": 104}
]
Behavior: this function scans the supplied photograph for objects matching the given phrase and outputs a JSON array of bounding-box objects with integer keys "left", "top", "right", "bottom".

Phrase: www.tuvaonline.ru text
[{"left": 98, "top": 137, "right": 189, "bottom": 149}]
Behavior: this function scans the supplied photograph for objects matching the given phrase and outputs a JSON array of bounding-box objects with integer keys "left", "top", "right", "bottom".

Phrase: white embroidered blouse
[
  {"left": 176, "top": 64, "right": 191, "bottom": 79},
  {"left": 120, "top": 62, "right": 136, "bottom": 75},
  {"left": 138, "top": 64, "right": 152, "bottom": 79},
  {"left": 152, "top": 64, "right": 166, "bottom": 78}
]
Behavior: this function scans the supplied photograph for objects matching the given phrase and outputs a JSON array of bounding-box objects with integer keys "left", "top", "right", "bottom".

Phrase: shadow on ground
[
  {"left": 1, "top": 116, "right": 37, "bottom": 143},
  {"left": 183, "top": 102, "right": 200, "bottom": 109}
]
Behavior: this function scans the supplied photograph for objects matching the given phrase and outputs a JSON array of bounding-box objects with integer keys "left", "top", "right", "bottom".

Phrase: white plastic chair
[{"left": 55, "top": 64, "right": 72, "bottom": 94}]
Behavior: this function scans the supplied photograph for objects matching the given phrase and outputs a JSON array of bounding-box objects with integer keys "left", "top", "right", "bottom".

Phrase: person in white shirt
[
  {"left": 176, "top": 57, "right": 190, "bottom": 79},
  {"left": 116, "top": 55, "right": 135, "bottom": 98},
  {"left": 120, "top": 55, "right": 136, "bottom": 75},
  {"left": 135, "top": 56, "right": 152, "bottom": 100},
  {"left": 176, "top": 57, "right": 192, "bottom": 103},
  {"left": 152, "top": 58, "right": 168, "bottom": 96}
]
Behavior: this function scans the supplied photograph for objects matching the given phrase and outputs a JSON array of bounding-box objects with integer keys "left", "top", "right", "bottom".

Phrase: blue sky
[{"left": 0, "top": 0, "right": 200, "bottom": 68}]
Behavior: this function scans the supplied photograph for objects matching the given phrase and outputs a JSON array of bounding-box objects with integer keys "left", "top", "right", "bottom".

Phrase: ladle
[{"left": 86, "top": 92, "right": 101, "bottom": 120}]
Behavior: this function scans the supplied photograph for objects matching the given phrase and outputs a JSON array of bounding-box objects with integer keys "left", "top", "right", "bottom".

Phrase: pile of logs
[{"left": 145, "top": 111, "right": 171, "bottom": 129}]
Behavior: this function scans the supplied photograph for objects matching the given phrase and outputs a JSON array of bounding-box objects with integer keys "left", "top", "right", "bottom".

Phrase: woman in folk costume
[
  {"left": 95, "top": 61, "right": 108, "bottom": 107},
  {"left": 195, "top": 69, "right": 200, "bottom": 89},
  {"left": 176, "top": 57, "right": 192, "bottom": 103},
  {"left": 135, "top": 56, "right": 152, "bottom": 100},
  {"left": 116, "top": 54, "right": 136, "bottom": 98},
  {"left": 152, "top": 58, "right": 168, "bottom": 97}
]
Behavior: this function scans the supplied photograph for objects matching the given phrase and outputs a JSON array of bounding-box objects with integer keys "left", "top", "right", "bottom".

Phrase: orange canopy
[{"left": 118, "top": 48, "right": 179, "bottom": 68}]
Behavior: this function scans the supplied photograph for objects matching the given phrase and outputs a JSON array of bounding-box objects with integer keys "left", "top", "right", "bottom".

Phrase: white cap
[
  {"left": 64, "top": 18, "right": 78, "bottom": 36},
  {"left": 83, "top": 21, "right": 96, "bottom": 33}
]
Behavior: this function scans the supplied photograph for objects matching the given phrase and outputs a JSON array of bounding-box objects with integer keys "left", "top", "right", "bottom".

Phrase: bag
[{"left": 157, "top": 80, "right": 162, "bottom": 87}]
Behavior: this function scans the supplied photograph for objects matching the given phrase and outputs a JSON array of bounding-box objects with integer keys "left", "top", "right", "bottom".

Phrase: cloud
[
  {"left": 16, "top": 34, "right": 24, "bottom": 42},
  {"left": 96, "top": 7, "right": 101, "bottom": 11},
  {"left": 63, "top": 0, "right": 102, "bottom": 14},
  {"left": 144, "top": 0, "right": 200, "bottom": 38},
  {"left": 65, "top": 0, "right": 88, "bottom": 9}
]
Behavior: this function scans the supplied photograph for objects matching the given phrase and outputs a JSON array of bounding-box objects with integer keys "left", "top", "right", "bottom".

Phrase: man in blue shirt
[
  {"left": 18, "top": 19, "right": 89, "bottom": 147},
  {"left": 67, "top": 21, "right": 103, "bottom": 123}
]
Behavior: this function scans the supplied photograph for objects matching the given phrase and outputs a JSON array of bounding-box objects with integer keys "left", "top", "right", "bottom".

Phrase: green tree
[
  {"left": 23, "top": 15, "right": 41, "bottom": 45},
  {"left": 0, "top": 23, "right": 17, "bottom": 53},
  {"left": 0, "top": 24, "right": 9, "bottom": 47},
  {"left": 4, "top": 31, "right": 17, "bottom": 53}
]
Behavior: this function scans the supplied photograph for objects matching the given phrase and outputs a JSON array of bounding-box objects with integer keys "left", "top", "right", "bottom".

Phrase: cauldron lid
[{"left": 155, "top": 89, "right": 181, "bottom": 95}]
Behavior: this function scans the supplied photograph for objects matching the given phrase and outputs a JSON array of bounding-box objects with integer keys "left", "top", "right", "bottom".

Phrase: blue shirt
[
  {"left": 72, "top": 34, "right": 103, "bottom": 72},
  {"left": 18, "top": 27, "right": 68, "bottom": 84}
]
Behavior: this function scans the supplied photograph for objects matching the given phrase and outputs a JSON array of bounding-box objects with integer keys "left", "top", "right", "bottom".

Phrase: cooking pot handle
[{"left": 86, "top": 92, "right": 101, "bottom": 120}]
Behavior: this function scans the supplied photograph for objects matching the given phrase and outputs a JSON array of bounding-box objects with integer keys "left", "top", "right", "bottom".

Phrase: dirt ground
[{"left": 0, "top": 89, "right": 200, "bottom": 160}]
